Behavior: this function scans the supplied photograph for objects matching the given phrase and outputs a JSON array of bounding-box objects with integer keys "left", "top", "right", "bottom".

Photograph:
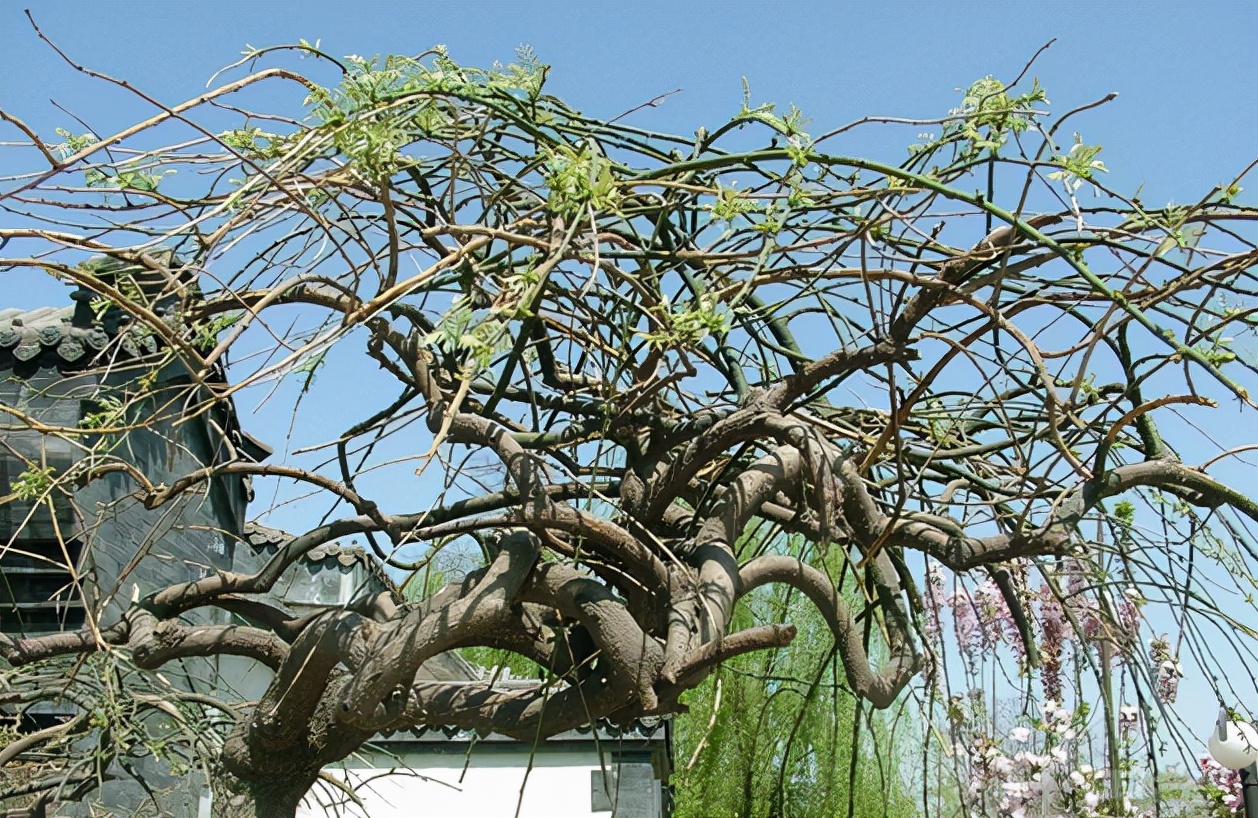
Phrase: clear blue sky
[
  {"left": 3, "top": 0, "right": 1257, "bottom": 765},
  {"left": 4, "top": 2, "right": 1258, "bottom": 301},
  {"left": 3, "top": 1, "right": 1257, "bottom": 208}
]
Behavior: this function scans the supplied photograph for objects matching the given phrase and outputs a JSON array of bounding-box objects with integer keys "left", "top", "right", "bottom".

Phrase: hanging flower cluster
[
  {"left": 919, "top": 558, "right": 1243, "bottom": 816},
  {"left": 1197, "top": 755, "right": 1244, "bottom": 816},
  {"left": 1147, "top": 636, "right": 1184, "bottom": 705},
  {"left": 961, "top": 704, "right": 1152, "bottom": 818},
  {"left": 923, "top": 561, "right": 1148, "bottom": 702}
]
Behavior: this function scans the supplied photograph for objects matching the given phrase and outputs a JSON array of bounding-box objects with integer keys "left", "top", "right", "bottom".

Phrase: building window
[{"left": 1, "top": 451, "right": 86, "bottom": 634}]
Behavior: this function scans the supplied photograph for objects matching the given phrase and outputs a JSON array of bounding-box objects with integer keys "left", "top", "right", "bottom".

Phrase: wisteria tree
[{"left": 2, "top": 38, "right": 1257, "bottom": 818}]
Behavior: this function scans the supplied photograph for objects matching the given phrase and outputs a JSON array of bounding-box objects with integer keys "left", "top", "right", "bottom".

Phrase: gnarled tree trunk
[{"left": 210, "top": 767, "right": 316, "bottom": 818}]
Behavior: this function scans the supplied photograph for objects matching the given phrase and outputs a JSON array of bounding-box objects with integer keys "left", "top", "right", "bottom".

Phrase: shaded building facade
[{"left": 1, "top": 274, "right": 671, "bottom": 818}]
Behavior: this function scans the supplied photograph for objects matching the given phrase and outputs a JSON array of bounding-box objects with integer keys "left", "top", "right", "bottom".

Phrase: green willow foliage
[
  {"left": 674, "top": 577, "right": 914, "bottom": 818},
  {"left": 5, "top": 36, "right": 1258, "bottom": 818}
]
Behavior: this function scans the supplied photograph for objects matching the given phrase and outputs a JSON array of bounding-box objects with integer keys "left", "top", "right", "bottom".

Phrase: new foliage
[{"left": 2, "top": 43, "right": 1258, "bottom": 818}]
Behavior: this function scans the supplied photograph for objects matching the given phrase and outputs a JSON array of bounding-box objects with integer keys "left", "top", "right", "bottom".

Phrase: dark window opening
[
  {"left": 0, "top": 538, "right": 86, "bottom": 634},
  {"left": 0, "top": 446, "right": 79, "bottom": 542},
  {"left": 2, "top": 440, "right": 86, "bottom": 634}
]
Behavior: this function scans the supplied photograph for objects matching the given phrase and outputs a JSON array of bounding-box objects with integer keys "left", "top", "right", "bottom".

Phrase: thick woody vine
[{"left": 1, "top": 39, "right": 1257, "bottom": 818}]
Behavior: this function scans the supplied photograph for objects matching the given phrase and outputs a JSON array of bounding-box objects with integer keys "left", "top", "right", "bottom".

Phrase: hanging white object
[{"left": 1208, "top": 708, "right": 1258, "bottom": 770}]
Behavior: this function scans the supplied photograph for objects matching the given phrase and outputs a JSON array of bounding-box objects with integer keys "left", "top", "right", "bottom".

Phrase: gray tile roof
[
  {"left": 1, "top": 303, "right": 271, "bottom": 465},
  {"left": 0, "top": 299, "right": 184, "bottom": 375},
  {"left": 379, "top": 715, "right": 669, "bottom": 743},
  {"left": 241, "top": 522, "right": 481, "bottom": 684},
  {"left": 242, "top": 521, "right": 401, "bottom": 595},
  {"left": 0, "top": 306, "right": 117, "bottom": 368},
  {"left": 2, "top": 252, "right": 198, "bottom": 373}
]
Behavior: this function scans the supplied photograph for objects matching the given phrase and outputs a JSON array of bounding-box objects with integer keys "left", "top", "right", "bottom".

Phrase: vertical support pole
[{"left": 1241, "top": 763, "right": 1258, "bottom": 818}]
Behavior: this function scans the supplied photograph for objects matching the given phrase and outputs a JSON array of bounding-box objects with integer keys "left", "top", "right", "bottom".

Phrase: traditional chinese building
[{"left": 1, "top": 271, "right": 671, "bottom": 818}]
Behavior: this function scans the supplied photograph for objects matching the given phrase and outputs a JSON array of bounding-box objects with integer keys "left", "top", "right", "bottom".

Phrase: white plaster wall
[{"left": 296, "top": 748, "right": 651, "bottom": 818}]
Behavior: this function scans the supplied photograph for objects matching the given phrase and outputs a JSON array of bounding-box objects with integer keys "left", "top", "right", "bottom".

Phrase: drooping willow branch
[{"left": 2, "top": 43, "right": 1257, "bottom": 816}]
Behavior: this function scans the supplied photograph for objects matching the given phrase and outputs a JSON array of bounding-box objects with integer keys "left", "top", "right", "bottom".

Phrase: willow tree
[{"left": 2, "top": 42, "right": 1257, "bottom": 818}]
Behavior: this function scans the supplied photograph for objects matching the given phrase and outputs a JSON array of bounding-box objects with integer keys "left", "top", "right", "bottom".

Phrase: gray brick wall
[{"left": 2, "top": 368, "right": 247, "bottom": 818}]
